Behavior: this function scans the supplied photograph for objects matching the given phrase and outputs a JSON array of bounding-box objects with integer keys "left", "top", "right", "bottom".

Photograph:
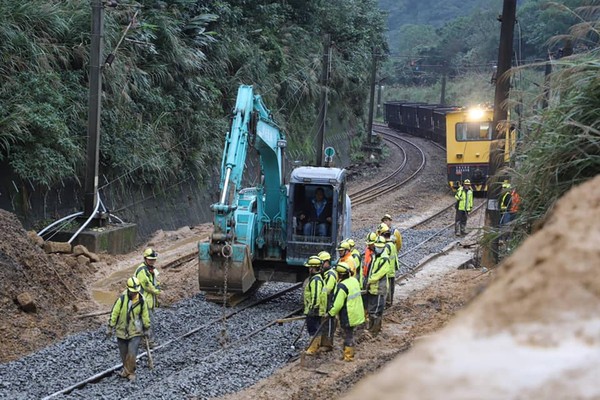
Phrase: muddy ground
[{"left": 0, "top": 134, "right": 498, "bottom": 400}]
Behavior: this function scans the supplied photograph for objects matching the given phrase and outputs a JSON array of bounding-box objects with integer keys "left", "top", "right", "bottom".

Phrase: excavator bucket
[{"left": 198, "top": 242, "right": 256, "bottom": 294}]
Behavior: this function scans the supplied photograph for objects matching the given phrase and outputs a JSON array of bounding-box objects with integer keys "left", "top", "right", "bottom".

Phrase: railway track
[
  {"left": 349, "top": 127, "right": 426, "bottom": 206},
  {"left": 395, "top": 200, "right": 486, "bottom": 278},
  {"left": 17, "top": 282, "right": 304, "bottom": 400}
]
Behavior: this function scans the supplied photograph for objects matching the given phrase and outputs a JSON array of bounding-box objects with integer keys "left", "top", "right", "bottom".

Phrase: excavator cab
[
  {"left": 286, "top": 166, "right": 351, "bottom": 266},
  {"left": 198, "top": 85, "right": 352, "bottom": 302}
]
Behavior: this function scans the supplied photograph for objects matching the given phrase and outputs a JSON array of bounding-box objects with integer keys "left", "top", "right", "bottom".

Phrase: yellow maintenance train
[{"left": 384, "top": 102, "right": 515, "bottom": 193}]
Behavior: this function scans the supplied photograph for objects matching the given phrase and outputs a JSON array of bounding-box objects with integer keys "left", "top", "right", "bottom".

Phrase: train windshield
[{"left": 455, "top": 122, "right": 492, "bottom": 141}]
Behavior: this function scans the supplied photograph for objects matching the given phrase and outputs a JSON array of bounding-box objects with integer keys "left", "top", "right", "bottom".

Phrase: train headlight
[{"left": 468, "top": 108, "right": 485, "bottom": 120}]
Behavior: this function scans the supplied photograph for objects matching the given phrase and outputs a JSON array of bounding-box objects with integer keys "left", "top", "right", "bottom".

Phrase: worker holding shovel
[
  {"left": 303, "top": 256, "right": 326, "bottom": 355},
  {"left": 106, "top": 277, "right": 151, "bottom": 382}
]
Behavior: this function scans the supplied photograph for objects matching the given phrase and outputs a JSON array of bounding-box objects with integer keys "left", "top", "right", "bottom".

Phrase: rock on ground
[{"left": 0, "top": 209, "right": 95, "bottom": 362}]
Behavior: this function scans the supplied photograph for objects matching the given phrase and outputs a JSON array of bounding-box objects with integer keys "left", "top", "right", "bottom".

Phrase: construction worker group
[
  {"left": 106, "top": 247, "right": 162, "bottom": 381},
  {"left": 302, "top": 213, "right": 402, "bottom": 362},
  {"left": 104, "top": 212, "right": 402, "bottom": 374}
]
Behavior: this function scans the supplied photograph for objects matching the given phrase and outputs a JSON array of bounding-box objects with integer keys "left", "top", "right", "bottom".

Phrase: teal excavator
[{"left": 198, "top": 85, "right": 351, "bottom": 300}]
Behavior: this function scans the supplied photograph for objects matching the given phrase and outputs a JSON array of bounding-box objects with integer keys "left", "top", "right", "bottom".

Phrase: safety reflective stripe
[
  {"left": 501, "top": 192, "right": 510, "bottom": 211},
  {"left": 310, "top": 276, "right": 323, "bottom": 307},
  {"left": 347, "top": 291, "right": 361, "bottom": 300}
]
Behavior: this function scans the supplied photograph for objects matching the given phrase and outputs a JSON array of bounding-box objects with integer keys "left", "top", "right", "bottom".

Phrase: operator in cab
[{"left": 299, "top": 187, "right": 332, "bottom": 236}]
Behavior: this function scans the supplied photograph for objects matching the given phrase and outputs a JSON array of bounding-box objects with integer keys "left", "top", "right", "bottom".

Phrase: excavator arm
[{"left": 199, "top": 85, "right": 287, "bottom": 294}]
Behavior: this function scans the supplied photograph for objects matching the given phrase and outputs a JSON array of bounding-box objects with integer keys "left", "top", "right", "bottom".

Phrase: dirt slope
[
  {"left": 217, "top": 243, "right": 492, "bottom": 400},
  {"left": 0, "top": 210, "right": 96, "bottom": 362},
  {"left": 343, "top": 174, "right": 600, "bottom": 400}
]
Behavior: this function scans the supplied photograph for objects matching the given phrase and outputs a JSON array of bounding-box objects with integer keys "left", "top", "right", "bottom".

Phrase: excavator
[{"left": 198, "top": 85, "right": 351, "bottom": 301}]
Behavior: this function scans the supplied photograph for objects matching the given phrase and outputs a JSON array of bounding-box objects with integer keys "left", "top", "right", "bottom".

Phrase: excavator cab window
[{"left": 291, "top": 184, "right": 334, "bottom": 239}]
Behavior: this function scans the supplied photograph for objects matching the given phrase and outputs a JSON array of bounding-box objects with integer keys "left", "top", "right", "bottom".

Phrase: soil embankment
[{"left": 343, "top": 175, "right": 600, "bottom": 399}]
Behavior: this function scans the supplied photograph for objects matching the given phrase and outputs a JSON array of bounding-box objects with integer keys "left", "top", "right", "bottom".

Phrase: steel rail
[
  {"left": 350, "top": 130, "right": 426, "bottom": 206},
  {"left": 42, "top": 282, "right": 303, "bottom": 399},
  {"left": 395, "top": 201, "right": 486, "bottom": 280},
  {"left": 349, "top": 136, "right": 407, "bottom": 204}
]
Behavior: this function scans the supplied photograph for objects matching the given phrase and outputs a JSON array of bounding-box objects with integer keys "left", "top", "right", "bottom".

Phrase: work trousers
[
  {"left": 306, "top": 315, "right": 322, "bottom": 337},
  {"left": 386, "top": 276, "right": 395, "bottom": 306},
  {"left": 341, "top": 325, "right": 355, "bottom": 347},
  {"left": 455, "top": 210, "right": 468, "bottom": 234},
  {"left": 117, "top": 336, "right": 142, "bottom": 375},
  {"left": 321, "top": 315, "right": 337, "bottom": 347},
  {"left": 367, "top": 293, "right": 385, "bottom": 318}
]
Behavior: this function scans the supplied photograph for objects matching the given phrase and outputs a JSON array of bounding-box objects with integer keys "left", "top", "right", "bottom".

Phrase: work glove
[{"left": 105, "top": 326, "right": 113, "bottom": 339}]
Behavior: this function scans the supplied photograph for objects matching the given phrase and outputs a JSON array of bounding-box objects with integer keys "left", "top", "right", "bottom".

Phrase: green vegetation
[
  {"left": 379, "top": 1, "right": 600, "bottom": 255},
  {"left": 509, "top": 55, "right": 600, "bottom": 245},
  {"left": 0, "top": 0, "right": 387, "bottom": 190},
  {"left": 383, "top": 72, "right": 495, "bottom": 107},
  {"left": 378, "top": 0, "right": 581, "bottom": 100}
]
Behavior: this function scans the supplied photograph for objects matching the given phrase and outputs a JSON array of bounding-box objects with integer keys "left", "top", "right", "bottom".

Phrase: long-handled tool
[
  {"left": 144, "top": 336, "right": 154, "bottom": 369},
  {"left": 300, "top": 317, "right": 329, "bottom": 368},
  {"left": 290, "top": 318, "right": 307, "bottom": 350},
  {"left": 276, "top": 315, "right": 306, "bottom": 325}
]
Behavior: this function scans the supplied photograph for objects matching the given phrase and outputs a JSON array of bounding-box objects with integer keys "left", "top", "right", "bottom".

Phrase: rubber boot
[
  {"left": 370, "top": 317, "right": 382, "bottom": 337},
  {"left": 343, "top": 346, "right": 355, "bottom": 362},
  {"left": 305, "top": 336, "right": 321, "bottom": 355}
]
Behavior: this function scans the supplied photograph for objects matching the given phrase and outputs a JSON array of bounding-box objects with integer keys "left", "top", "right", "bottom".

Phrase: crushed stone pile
[
  {"left": 0, "top": 209, "right": 94, "bottom": 362},
  {"left": 343, "top": 174, "right": 600, "bottom": 400}
]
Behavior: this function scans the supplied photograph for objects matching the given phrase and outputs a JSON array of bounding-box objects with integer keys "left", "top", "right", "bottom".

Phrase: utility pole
[
  {"left": 366, "top": 46, "right": 378, "bottom": 144},
  {"left": 492, "top": 0, "right": 516, "bottom": 127},
  {"left": 316, "top": 34, "right": 331, "bottom": 167},
  {"left": 482, "top": 0, "right": 517, "bottom": 267},
  {"left": 376, "top": 81, "right": 383, "bottom": 119},
  {"left": 83, "top": 0, "right": 104, "bottom": 221},
  {"left": 440, "top": 71, "right": 447, "bottom": 106},
  {"left": 542, "top": 51, "right": 552, "bottom": 109}
]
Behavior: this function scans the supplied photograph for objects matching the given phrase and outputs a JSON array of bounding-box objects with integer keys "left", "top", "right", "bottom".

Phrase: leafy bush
[
  {"left": 0, "top": 0, "right": 387, "bottom": 193},
  {"left": 510, "top": 52, "right": 600, "bottom": 241}
]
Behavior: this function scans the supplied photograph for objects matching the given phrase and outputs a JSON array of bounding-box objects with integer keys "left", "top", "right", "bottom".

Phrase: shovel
[
  {"left": 144, "top": 336, "right": 154, "bottom": 369},
  {"left": 300, "top": 317, "right": 329, "bottom": 369}
]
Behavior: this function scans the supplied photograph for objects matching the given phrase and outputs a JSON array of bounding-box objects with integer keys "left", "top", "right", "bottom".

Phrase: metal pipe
[
  {"left": 99, "top": 198, "right": 124, "bottom": 223},
  {"left": 68, "top": 193, "right": 100, "bottom": 244},
  {"left": 220, "top": 167, "right": 232, "bottom": 204},
  {"left": 37, "top": 212, "right": 83, "bottom": 236}
]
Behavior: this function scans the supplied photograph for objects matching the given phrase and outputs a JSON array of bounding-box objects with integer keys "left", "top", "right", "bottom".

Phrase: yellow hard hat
[
  {"left": 374, "top": 236, "right": 387, "bottom": 248},
  {"left": 381, "top": 213, "right": 392, "bottom": 222},
  {"left": 127, "top": 276, "right": 141, "bottom": 292},
  {"left": 377, "top": 222, "right": 390, "bottom": 234},
  {"left": 337, "top": 241, "right": 351, "bottom": 251},
  {"left": 502, "top": 180, "right": 511, "bottom": 189},
  {"left": 317, "top": 251, "right": 331, "bottom": 262},
  {"left": 143, "top": 248, "right": 158, "bottom": 259},
  {"left": 366, "top": 232, "right": 378, "bottom": 244},
  {"left": 463, "top": 179, "right": 471, "bottom": 185},
  {"left": 347, "top": 239, "right": 355, "bottom": 248},
  {"left": 304, "top": 255, "right": 323, "bottom": 268},
  {"left": 335, "top": 261, "right": 350, "bottom": 275}
]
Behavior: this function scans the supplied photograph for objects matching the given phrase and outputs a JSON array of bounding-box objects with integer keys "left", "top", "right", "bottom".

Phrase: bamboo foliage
[{"left": 0, "top": 0, "right": 386, "bottom": 190}]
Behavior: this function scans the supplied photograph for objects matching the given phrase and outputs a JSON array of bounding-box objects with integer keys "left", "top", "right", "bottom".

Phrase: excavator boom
[{"left": 198, "top": 85, "right": 287, "bottom": 294}]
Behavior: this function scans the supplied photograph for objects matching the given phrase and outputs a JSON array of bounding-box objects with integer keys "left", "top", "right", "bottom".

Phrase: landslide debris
[{"left": 0, "top": 209, "right": 95, "bottom": 362}]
